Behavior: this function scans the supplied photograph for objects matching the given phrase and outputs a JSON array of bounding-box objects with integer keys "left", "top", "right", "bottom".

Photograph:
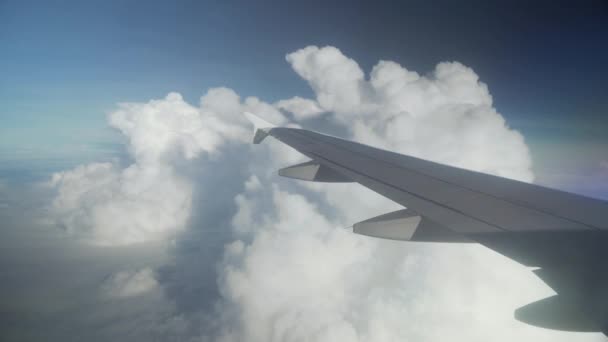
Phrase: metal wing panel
[
  {"left": 271, "top": 128, "right": 596, "bottom": 234},
  {"left": 298, "top": 128, "right": 608, "bottom": 230},
  {"left": 311, "top": 151, "right": 506, "bottom": 234}
]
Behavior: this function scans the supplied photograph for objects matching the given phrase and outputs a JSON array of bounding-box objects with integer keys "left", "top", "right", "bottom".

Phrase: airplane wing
[{"left": 244, "top": 112, "right": 608, "bottom": 335}]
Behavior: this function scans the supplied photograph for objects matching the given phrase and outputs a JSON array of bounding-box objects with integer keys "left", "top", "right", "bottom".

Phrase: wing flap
[{"left": 278, "top": 161, "right": 352, "bottom": 182}]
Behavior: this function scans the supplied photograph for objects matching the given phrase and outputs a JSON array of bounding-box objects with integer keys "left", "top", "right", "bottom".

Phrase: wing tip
[{"left": 244, "top": 112, "right": 276, "bottom": 144}]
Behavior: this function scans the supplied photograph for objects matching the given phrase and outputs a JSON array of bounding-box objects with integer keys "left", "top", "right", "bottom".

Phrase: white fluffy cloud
[
  {"left": 220, "top": 184, "right": 580, "bottom": 341},
  {"left": 275, "top": 96, "right": 325, "bottom": 120},
  {"left": 49, "top": 90, "right": 283, "bottom": 245},
  {"left": 287, "top": 46, "right": 533, "bottom": 182},
  {"left": 220, "top": 187, "right": 375, "bottom": 342},
  {"left": 50, "top": 161, "right": 192, "bottom": 245},
  {"left": 216, "top": 46, "right": 597, "bottom": 341},
  {"left": 48, "top": 45, "right": 600, "bottom": 341},
  {"left": 100, "top": 268, "right": 159, "bottom": 298},
  {"left": 286, "top": 46, "right": 369, "bottom": 116}
]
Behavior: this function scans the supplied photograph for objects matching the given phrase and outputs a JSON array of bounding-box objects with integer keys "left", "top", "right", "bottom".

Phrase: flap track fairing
[{"left": 353, "top": 209, "right": 470, "bottom": 242}]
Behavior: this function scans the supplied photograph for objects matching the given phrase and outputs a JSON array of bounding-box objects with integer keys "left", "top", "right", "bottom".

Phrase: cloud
[
  {"left": 362, "top": 60, "right": 531, "bottom": 181},
  {"left": 44, "top": 45, "right": 600, "bottom": 341},
  {"left": 286, "top": 46, "right": 369, "bottom": 116},
  {"left": 49, "top": 161, "right": 192, "bottom": 245},
  {"left": 100, "top": 268, "right": 159, "bottom": 298},
  {"left": 275, "top": 96, "right": 325, "bottom": 120},
  {"left": 218, "top": 184, "right": 587, "bottom": 342},
  {"left": 287, "top": 46, "right": 532, "bottom": 182},
  {"left": 219, "top": 185, "right": 376, "bottom": 342},
  {"left": 49, "top": 90, "right": 284, "bottom": 245},
  {"left": 215, "top": 46, "right": 597, "bottom": 341}
]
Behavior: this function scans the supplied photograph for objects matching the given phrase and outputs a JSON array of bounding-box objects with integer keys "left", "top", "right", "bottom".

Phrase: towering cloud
[
  {"left": 49, "top": 90, "right": 283, "bottom": 245},
  {"left": 217, "top": 47, "right": 590, "bottom": 342},
  {"left": 286, "top": 46, "right": 368, "bottom": 115},
  {"left": 48, "top": 46, "right": 596, "bottom": 341},
  {"left": 286, "top": 46, "right": 533, "bottom": 181}
]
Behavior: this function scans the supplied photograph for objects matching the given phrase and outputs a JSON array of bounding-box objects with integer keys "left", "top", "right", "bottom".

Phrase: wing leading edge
[{"left": 245, "top": 112, "right": 608, "bottom": 335}]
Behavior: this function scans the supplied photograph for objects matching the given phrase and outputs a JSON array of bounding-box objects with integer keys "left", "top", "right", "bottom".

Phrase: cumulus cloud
[
  {"left": 47, "top": 45, "right": 599, "bottom": 341},
  {"left": 287, "top": 46, "right": 532, "bottom": 182},
  {"left": 286, "top": 46, "right": 369, "bottom": 116},
  {"left": 100, "top": 268, "right": 159, "bottom": 298},
  {"left": 220, "top": 187, "right": 374, "bottom": 342},
  {"left": 49, "top": 90, "right": 284, "bottom": 245},
  {"left": 219, "top": 185, "right": 568, "bottom": 341},
  {"left": 215, "top": 46, "right": 597, "bottom": 341},
  {"left": 50, "top": 161, "right": 192, "bottom": 245},
  {"left": 275, "top": 96, "right": 325, "bottom": 120}
]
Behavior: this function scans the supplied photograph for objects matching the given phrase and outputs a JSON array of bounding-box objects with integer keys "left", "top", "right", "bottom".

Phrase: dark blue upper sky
[{"left": 1, "top": 0, "right": 607, "bottom": 194}]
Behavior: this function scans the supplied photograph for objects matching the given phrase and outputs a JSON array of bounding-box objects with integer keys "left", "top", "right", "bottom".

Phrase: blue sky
[{"left": 1, "top": 0, "right": 607, "bottom": 195}]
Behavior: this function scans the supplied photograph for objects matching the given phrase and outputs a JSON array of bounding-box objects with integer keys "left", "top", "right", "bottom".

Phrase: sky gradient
[{"left": 1, "top": 0, "right": 607, "bottom": 197}]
